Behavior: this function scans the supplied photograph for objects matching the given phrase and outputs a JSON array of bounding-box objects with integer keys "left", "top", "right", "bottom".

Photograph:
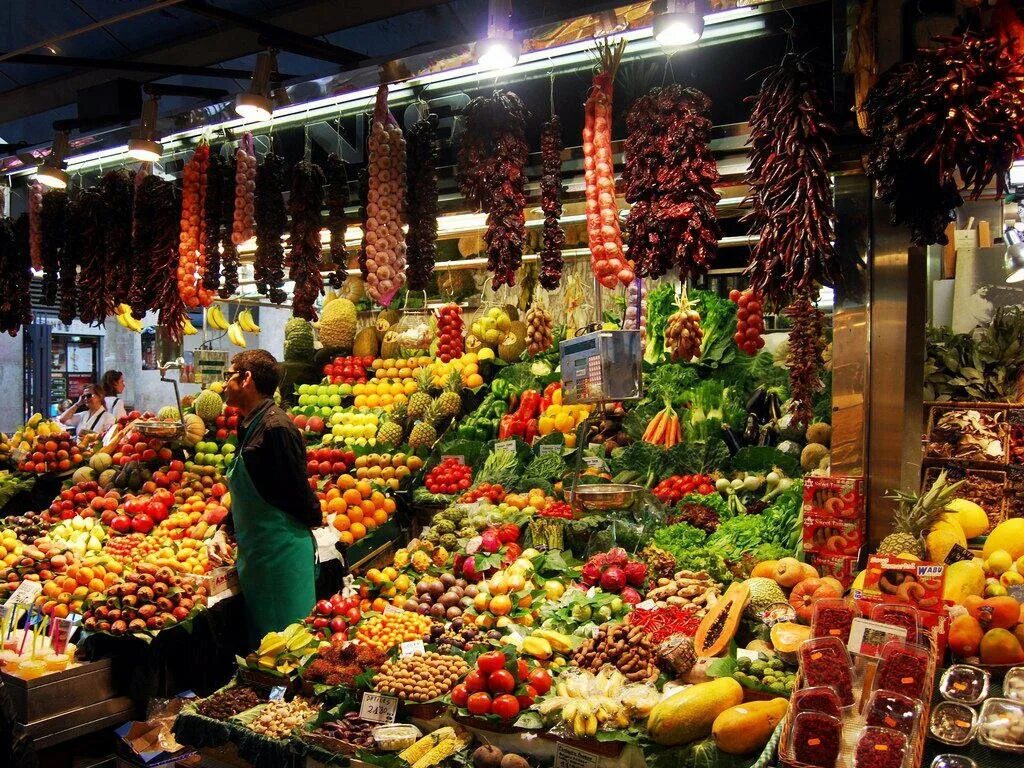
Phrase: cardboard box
[
  {"left": 802, "top": 474, "right": 865, "bottom": 524},
  {"left": 803, "top": 518, "right": 862, "bottom": 557}
]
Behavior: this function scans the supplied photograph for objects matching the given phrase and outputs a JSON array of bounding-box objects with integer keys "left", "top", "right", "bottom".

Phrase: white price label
[
  {"left": 359, "top": 693, "right": 399, "bottom": 724},
  {"left": 441, "top": 455, "right": 465, "bottom": 465},
  {"left": 400, "top": 640, "right": 425, "bottom": 658},
  {"left": 582, "top": 456, "right": 605, "bottom": 470},
  {"left": 554, "top": 743, "right": 599, "bottom": 768},
  {"left": 495, "top": 439, "right": 516, "bottom": 454},
  {"left": 383, "top": 604, "right": 403, "bottom": 615},
  {"left": 635, "top": 600, "right": 657, "bottom": 610},
  {"left": 539, "top": 444, "right": 562, "bottom": 456},
  {"left": 269, "top": 686, "right": 287, "bottom": 701},
  {"left": 4, "top": 581, "right": 42, "bottom": 610}
]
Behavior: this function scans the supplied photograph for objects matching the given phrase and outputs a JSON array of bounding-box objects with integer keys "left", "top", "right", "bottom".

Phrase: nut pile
[
  {"left": 645, "top": 570, "right": 723, "bottom": 615},
  {"left": 247, "top": 698, "right": 320, "bottom": 740},
  {"left": 374, "top": 652, "right": 469, "bottom": 702},
  {"left": 571, "top": 623, "right": 658, "bottom": 682},
  {"left": 196, "top": 686, "right": 264, "bottom": 719},
  {"left": 313, "top": 712, "right": 377, "bottom": 750}
]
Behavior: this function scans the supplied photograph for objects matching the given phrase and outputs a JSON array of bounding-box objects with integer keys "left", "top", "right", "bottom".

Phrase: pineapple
[
  {"left": 406, "top": 369, "right": 433, "bottom": 422},
  {"left": 877, "top": 471, "right": 965, "bottom": 558},
  {"left": 408, "top": 403, "right": 439, "bottom": 451},
  {"left": 377, "top": 405, "right": 406, "bottom": 448},
  {"left": 434, "top": 369, "right": 462, "bottom": 421}
]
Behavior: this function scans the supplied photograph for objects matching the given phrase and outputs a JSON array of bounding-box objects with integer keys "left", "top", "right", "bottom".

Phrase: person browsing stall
[
  {"left": 100, "top": 369, "right": 128, "bottom": 419},
  {"left": 57, "top": 385, "right": 115, "bottom": 438},
  {"left": 207, "top": 350, "right": 320, "bottom": 639}
]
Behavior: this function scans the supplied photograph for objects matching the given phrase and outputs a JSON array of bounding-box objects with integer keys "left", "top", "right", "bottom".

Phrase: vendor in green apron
[{"left": 207, "top": 349, "right": 320, "bottom": 641}]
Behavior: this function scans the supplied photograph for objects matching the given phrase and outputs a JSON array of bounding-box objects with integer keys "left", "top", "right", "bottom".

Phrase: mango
[
  {"left": 983, "top": 519, "right": 1024, "bottom": 560},
  {"left": 945, "top": 499, "right": 989, "bottom": 539},
  {"left": 948, "top": 614, "right": 984, "bottom": 658},
  {"left": 968, "top": 596, "right": 1021, "bottom": 630},
  {"left": 980, "top": 628, "right": 1024, "bottom": 666},
  {"left": 713, "top": 698, "right": 789, "bottom": 755},
  {"left": 944, "top": 560, "right": 986, "bottom": 604},
  {"left": 647, "top": 678, "right": 743, "bottom": 746}
]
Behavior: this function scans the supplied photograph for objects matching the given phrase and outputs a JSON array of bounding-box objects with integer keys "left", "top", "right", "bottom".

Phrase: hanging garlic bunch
[{"left": 623, "top": 278, "right": 648, "bottom": 345}]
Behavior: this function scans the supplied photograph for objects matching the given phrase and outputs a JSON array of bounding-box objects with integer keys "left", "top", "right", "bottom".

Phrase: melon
[
  {"left": 193, "top": 389, "right": 224, "bottom": 423},
  {"left": 352, "top": 326, "right": 380, "bottom": 358},
  {"left": 983, "top": 519, "right": 1024, "bottom": 560},
  {"left": 183, "top": 413, "right": 206, "bottom": 446},
  {"left": 72, "top": 467, "right": 95, "bottom": 485},
  {"left": 90, "top": 452, "right": 113, "bottom": 472},
  {"left": 283, "top": 317, "right": 315, "bottom": 362},
  {"left": 99, "top": 469, "right": 117, "bottom": 488},
  {"left": 157, "top": 405, "right": 180, "bottom": 420}
]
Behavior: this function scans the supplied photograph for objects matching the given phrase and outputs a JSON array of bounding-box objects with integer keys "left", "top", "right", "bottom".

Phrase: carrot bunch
[
  {"left": 177, "top": 143, "right": 215, "bottom": 308},
  {"left": 642, "top": 402, "right": 681, "bottom": 448}
]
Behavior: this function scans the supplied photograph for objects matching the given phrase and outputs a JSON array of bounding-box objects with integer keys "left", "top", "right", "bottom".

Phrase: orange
[
  {"left": 73, "top": 586, "right": 89, "bottom": 599},
  {"left": 325, "top": 487, "right": 341, "bottom": 500},
  {"left": 383, "top": 498, "right": 396, "bottom": 514},
  {"left": 363, "top": 517, "right": 377, "bottom": 532},
  {"left": 327, "top": 497, "right": 347, "bottom": 515},
  {"left": 339, "top": 474, "right": 356, "bottom": 490},
  {"left": 370, "top": 490, "right": 386, "bottom": 506},
  {"left": 343, "top": 488, "right": 362, "bottom": 506},
  {"left": 490, "top": 594, "right": 512, "bottom": 615},
  {"left": 360, "top": 499, "right": 376, "bottom": 516},
  {"left": 43, "top": 581, "right": 61, "bottom": 599},
  {"left": 52, "top": 603, "right": 69, "bottom": 619},
  {"left": 333, "top": 514, "right": 350, "bottom": 532},
  {"left": 355, "top": 480, "right": 371, "bottom": 498},
  {"left": 350, "top": 522, "right": 366, "bottom": 540},
  {"left": 88, "top": 578, "right": 105, "bottom": 593},
  {"left": 339, "top": 530, "right": 354, "bottom": 545},
  {"left": 373, "top": 508, "right": 388, "bottom": 525},
  {"left": 77, "top": 567, "right": 94, "bottom": 584},
  {"left": 347, "top": 508, "right": 364, "bottom": 524}
]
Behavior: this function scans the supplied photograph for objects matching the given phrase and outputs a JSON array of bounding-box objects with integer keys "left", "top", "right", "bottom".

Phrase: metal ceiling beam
[
  {"left": 3, "top": 53, "right": 301, "bottom": 81},
  {"left": 181, "top": 0, "right": 364, "bottom": 68},
  {"left": 0, "top": 0, "right": 448, "bottom": 129}
]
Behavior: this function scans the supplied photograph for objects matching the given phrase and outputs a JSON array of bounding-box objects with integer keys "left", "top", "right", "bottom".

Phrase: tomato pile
[
  {"left": 425, "top": 457, "right": 473, "bottom": 495},
  {"left": 305, "top": 592, "right": 363, "bottom": 639},
  {"left": 323, "top": 356, "right": 373, "bottom": 385},
  {"left": 537, "top": 500, "right": 574, "bottom": 519},
  {"left": 436, "top": 303, "right": 464, "bottom": 364},
  {"left": 48, "top": 481, "right": 118, "bottom": 521},
  {"left": 652, "top": 474, "right": 716, "bottom": 505},
  {"left": 459, "top": 483, "right": 506, "bottom": 504},
  {"left": 450, "top": 649, "right": 551, "bottom": 721},
  {"left": 306, "top": 447, "right": 355, "bottom": 479},
  {"left": 730, "top": 288, "right": 766, "bottom": 355}
]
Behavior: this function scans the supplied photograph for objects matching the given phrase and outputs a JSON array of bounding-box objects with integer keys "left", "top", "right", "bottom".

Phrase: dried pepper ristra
[
  {"left": 405, "top": 112, "right": 438, "bottom": 292},
  {"left": 66, "top": 188, "right": 107, "bottom": 325},
  {"left": 131, "top": 175, "right": 183, "bottom": 337},
  {"left": 100, "top": 169, "right": 135, "bottom": 307},
  {"left": 254, "top": 151, "right": 288, "bottom": 304},
  {"left": 538, "top": 115, "right": 565, "bottom": 290},
  {"left": 177, "top": 143, "right": 214, "bottom": 308},
  {"left": 325, "top": 153, "right": 351, "bottom": 290},
  {"left": 0, "top": 215, "right": 33, "bottom": 335},
  {"left": 744, "top": 53, "right": 837, "bottom": 309},
  {"left": 202, "top": 152, "right": 227, "bottom": 294},
  {"left": 865, "top": 33, "right": 1024, "bottom": 246},
  {"left": 783, "top": 291, "right": 825, "bottom": 428},
  {"left": 39, "top": 189, "right": 66, "bottom": 307},
  {"left": 457, "top": 89, "right": 528, "bottom": 289},
  {"left": 218, "top": 153, "right": 240, "bottom": 300},
  {"left": 623, "top": 84, "right": 720, "bottom": 282},
  {"left": 288, "top": 161, "right": 325, "bottom": 320}
]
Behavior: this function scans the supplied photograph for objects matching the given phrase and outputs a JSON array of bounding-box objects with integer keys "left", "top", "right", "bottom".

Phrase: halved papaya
[{"left": 694, "top": 582, "right": 750, "bottom": 658}]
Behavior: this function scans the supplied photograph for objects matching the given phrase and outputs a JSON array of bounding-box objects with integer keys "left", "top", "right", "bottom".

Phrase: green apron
[{"left": 227, "top": 406, "right": 315, "bottom": 641}]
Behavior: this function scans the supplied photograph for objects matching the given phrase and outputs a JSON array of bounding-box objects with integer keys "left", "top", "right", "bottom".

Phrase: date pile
[
  {"left": 196, "top": 686, "right": 264, "bottom": 719},
  {"left": 571, "top": 623, "right": 659, "bottom": 682},
  {"left": 374, "top": 651, "right": 469, "bottom": 702},
  {"left": 744, "top": 54, "right": 837, "bottom": 308},
  {"left": 312, "top": 713, "right": 376, "bottom": 750},
  {"left": 623, "top": 84, "right": 720, "bottom": 281}
]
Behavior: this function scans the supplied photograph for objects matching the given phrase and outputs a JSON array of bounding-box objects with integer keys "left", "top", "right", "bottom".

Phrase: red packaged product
[
  {"left": 812, "top": 598, "right": 858, "bottom": 641},
  {"left": 869, "top": 603, "right": 921, "bottom": 644},
  {"left": 802, "top": 475, "right": 865, "bottom": 522},
  {"left": 853, "top": 726, "right": 908, "bottom": 768},
  {"left": 793, "top": 686, "right": 843, "bottom": 718},
  {"left": 790, "top": 711, "right": 843, "bottom": 768},
  {"left": 803, "top": 518, "right": 862, "bottom": 556},
  {"left": 864, "top": 689, "right": 921, "bottom": 735},
  {"left": 875, "top": 640, "right": 931, "bottom": 700},
  {"left": 799, "top": 636, "right": 855, "bottom": 706}
]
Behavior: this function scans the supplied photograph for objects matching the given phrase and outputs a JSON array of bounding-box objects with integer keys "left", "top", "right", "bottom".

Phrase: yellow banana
[
  {"left": 238, "top": 309, "right": 261, "bottom": 333},
  {"left": 119, "top": 309, "right": 142, "bottom": 332},
  {"left": 227, "top": 322, "right": 247, "bottom": 347},
  {"left": 207, "top": 305, "right": 229, "bottom": 331},
  {"left": 181, "top": 316, "right": 198, "bottom": 336}
]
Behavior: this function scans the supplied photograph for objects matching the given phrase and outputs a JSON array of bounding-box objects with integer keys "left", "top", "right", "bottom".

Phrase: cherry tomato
[
  {"left": 450, "top": 683, "right": 469, "bottom": 708},
  {"left": 516, "top": 686, "right": 537, "bottom": 709},
  {"left": 464, "top": 669, "right": 487, "bottom": 693},
  {"left": 516, "top": 658, "right": 530, "bottom": 682},
  {"left": 487, "top": 669, "right": 516, "bottom": 695},
  {"left": 528, "top": 668, "right": 552, "bottom": 695}
]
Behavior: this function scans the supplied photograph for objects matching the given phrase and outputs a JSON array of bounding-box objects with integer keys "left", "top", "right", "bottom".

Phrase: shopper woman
[
  {"left": 100, "top": 370, "right": 128, "bottom": 419},
  {"left": 57, "top": 386, "right": 115, "bottom": 438},
  {"left": 207, "top": 350, "right": 319, "bottom": 640}
]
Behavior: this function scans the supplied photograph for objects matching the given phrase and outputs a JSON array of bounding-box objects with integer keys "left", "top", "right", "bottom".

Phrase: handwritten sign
[
  {"left": 554, "top": 743, "right": 599, "bottom": 768},
  {"left": 4, "top": 581, "right": 42, "bottom": 610},
  {"left": 383, "top": 604, "right": 403, "bottom": 616},
  {"left": 359, "top": 692, "right": 399, "bottom": 724},
  {"left": 583, "top": 456, "right": 605, "bottom": 471},
  {"left": 269, "top": 686, "right": 287, "bottom": 701},
  {"left": 495, "top": 440, "right": 516, "bottom": 454},
  {"left": 539, "top": 444, "right": 562, "bottom": 456},
  {"left": 400, "top": 640, "right": 425, "bottom": 658}
]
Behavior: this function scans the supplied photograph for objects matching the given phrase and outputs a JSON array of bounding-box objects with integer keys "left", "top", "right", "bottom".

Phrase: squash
[
  {"left": 89, "top": 452, "right": 112, "bottom": 473},
  {"left": 750, "top": 560, "right": 778, "bottom": 579},
  {"left": 648, "top": 678, "right": 743, "bottom": 745},
  {"left": 71, "top": 466, "right": 95, "bottom": 485},
  {"left": 713, "top": 698, "right": 789, "bottom": 755},
  {"left": 769, "top": 621, "right": 810, "bottom": 664},
  {"left": 693, "top": 582, "right": 749, "bottom": 658},
  {"left": 773, "top": 557, "right": 806, "bottom": 588},
  {"left": 788, "top": 577, "right": 842, "bottom": 622},
  {"left": 183, "top": 413, "right": 206, "bottom": 446}
]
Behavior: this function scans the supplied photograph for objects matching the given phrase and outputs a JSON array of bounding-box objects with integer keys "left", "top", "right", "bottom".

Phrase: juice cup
[
  {"left": 15, "top": 659, "right": 46, "bottom": 680},
  {"left": 43, "top": 653, "right": 69, "bottom": 672}
]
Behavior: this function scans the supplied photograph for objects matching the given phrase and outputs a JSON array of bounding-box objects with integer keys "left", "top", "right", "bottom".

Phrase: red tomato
[
  {"left": 528, "top": 668, "right": 552, "bottom": 695},
  {"left": 464, "top": 669, "right": 487, "bottom": 693},
  {"left": 466, "top": 692, "right": 492, "bottom": 716},
  {"left": 516, "top": 685, "right": 538, "bottom": 709},
  {"left": 516, "top": 659, "right": 529, "bottom": 682},
  {"left": 697, "top": 484, "right": 714, "bottom": 495},
  {"left": 450, "top": 683, "right": 469, "bottom": 708},
  {"left": 477, "top": 651, "right": 506, "bottom": 675},
  {"left": 487, "top": 669, "right": 516, "bottom": 695},
  {"left": 491, "top": 694, "right": 520, "bottom": 720}
]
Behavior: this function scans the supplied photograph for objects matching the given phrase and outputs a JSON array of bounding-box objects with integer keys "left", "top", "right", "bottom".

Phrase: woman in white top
[
  {"left": 58, "top": 386, "right": 115, "bottom": 438},
  {"left": 101, "top": 369, "right": 128, "bottom": 420}
]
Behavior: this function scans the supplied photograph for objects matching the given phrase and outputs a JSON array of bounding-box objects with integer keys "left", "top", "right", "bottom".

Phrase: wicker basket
[
  {"left": 924, "top": 402, "right": 1014, "bottom": 467},
  {"left": 922, "top": 465, "right": 1008, "bottom": 534}
]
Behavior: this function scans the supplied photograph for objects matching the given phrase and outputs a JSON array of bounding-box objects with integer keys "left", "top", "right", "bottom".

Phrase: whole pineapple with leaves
[
  {"left": 377, "top": 403, "right": 407, "bottom": 448},
  {"left": 434, "top": 369, "right": 463, "bottom": 421},
  {"left": 408, "top": 403, "right": 439, "bottom": 451},
  {"left": 877, "top": 471, "right": 965, "bottom": 558},
  {"left": 407, "top": 368, "right": 434, "bottom": 422}
]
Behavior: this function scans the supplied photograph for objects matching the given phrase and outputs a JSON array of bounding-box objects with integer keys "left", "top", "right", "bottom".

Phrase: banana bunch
[
  {"left": 115, "top": 304, "right": 142, "bottom": 332},
  {"left": 512, "top": 628, "right": 575, "bottom": 666},
  {"left": 181, "top": 316, "right": 198, "bottom": 336},
  {"left": 206, "top": 305, "right": 229, "bottom": 331},
  {"left": 535, "top": 666, "right": 635, "bottom": 736},
  {"left": 227, "top": 323, "right": 247, "bottom": 348},
  {"left": 237, "top": 309, "right": 261, "bottom": 333}
]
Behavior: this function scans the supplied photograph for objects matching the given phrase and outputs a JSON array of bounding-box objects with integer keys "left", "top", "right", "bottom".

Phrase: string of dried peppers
[
  {"left": 0, "top": 216, "right": 33, "bottom": 336},
  {"left": 254, "top": 151, "right": 288, "bottom": 305},
  {"left": 288, "top": 161, "right": 326, "bottom": 320},
  {"left": 131, "top": 175, "right": 184, "bottom": 337},
  {"left": 783, "top": 291, "right": 825, "bottom": 428},
  {"left": 325, "top": 153, "right": 351, "bottom": 290},
  {"left": 538, "top": 115, "right": 565, "bottom": 290},
  {"left": 405, "top": 113, "right": 439, "bottom": 293}
]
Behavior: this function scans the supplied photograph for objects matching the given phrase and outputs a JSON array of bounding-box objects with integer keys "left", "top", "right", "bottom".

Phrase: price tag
[
  {"left": 383, "top": 604, "right": 402, "bottom": 615},
  {"left": 359, "top": 692, "right": 399, "bottom": 724},
  {"left": 400, "top": 640, "right": 425, "bottom": 657},
  {"left": 539, "top": 444, "right": 562, "bottom": 456},
  {"left": 269, "top": 686, "right": 287, "bottom": 701},
  {"left": 441, "top": 455, "right": 465, "bottom": 465},
  {"left": 554, "top": 742, "right": 599, "bottom": 768},
  {"left": 583, "top": 456, "right": 605, "bottom": 471},
  {"left": 4, "top": 581, "right": 42, "bottom": 610},
  {"left": 495, "top": 439, "right": 516, "bottom": 454},
  {"left": 635, "top": 600, "right": 657, "bottom": 610},
  {"left": 313, "top": 526, "right": 340, "bottom": 562}
]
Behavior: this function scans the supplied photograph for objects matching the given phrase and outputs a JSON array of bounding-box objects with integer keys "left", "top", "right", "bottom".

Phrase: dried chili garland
[
  {"left": 288, "top": 161, "right": 325, "bottom": 320},
  {"left": 202, "top": 152, "right": 227, "bottom": 294},
  {"left": 538, "top": 115, "right": 565, "bottom": 290},
  {"left": 325, "top": 153, "right": 351, "bottom": 290},
  {"left": 67, "top": 188, "right": 109, "bottom": 325},
  {"left": 100, "top": 170, "right": 135, "bottom": 306},
  {"left": 783, "top": 291, "right": 825, "bottom": 427},
  {"left": 743, "top": 54, "right": 837, "bottom": 309},
  {"left": 865, "top": 33, "right": 1024, "bottom": 246},
  {"left": 218, "top": 153, "right": 240, "bottom": 299},
  {"left": 405, "top": 113, "right": 439, "bottom": 292},
  {"left": 0, "top": 215, "right": 33, "bottom": 335},
  {"left": 39, "top": 190, "right": 67, "bottom": 306},
  {"left": 456, "top": 89, "right": 528, "bottom": 289},
  {"left": 623, "top": 84, "right": 720, "bottom": 282},
  {"left": 356, "top": 167, "right": 369, "bottom": 281},
  {"left": 130, "top": 175, "right": 181, "bottom": 330},
  {"left": 254, "top": 151, "right": 288, "bottom": 304}
]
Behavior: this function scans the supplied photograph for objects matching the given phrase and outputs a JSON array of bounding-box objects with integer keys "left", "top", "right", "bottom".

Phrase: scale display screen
[{"left": 559, "top": 330, "right": 641, "bottom": 404}]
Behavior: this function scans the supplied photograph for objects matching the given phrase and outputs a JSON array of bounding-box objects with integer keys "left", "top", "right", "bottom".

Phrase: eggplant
[
  {"left": 758, "top": 424, "right": 779, "bottom": 447},
  {"left": 742, "top": 413, "right": 761, "bottom": 445},
  {"left": 745, "top": 387, "right": 769, "bottom": 419},
  {"left": 721, "top": 424, "right": 743, "bottom": 455},
  {"left": 766, "top": 391, "right": 783, "bottom": 422}
]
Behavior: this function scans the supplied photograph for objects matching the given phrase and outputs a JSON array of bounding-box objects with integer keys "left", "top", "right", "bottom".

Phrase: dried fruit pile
[
  {"left": 623, "top": 84, "right": 720, "bottom": 281},
  {"left": 374, "top": 651, "right": 469, "bottom": 702},
  {"left": 364, "top": 83, "right": 407, "bottom": 305},
  {"left": 288, "top": 161, "right": 326, "bottom": 320},
  {"left": 783, "top": 292, "right": 826, "bottom": 428},
  {"left": 405, "top": 112, "right": 438, "bottom": 292},
  {"left": 457, "top": 89, "right": 528, "bottom": 288},
  {"left": 539, "top": 115, "right": 565, "bottom": 290},
  {"left": 744, "top": 54, "right": 837, "bottom": 307},
  {"left": 254, "top": 151, "right": 288, "bottom": 304},
  {"left": 571, "top": 622, "right": 658, "bottom": 682}
]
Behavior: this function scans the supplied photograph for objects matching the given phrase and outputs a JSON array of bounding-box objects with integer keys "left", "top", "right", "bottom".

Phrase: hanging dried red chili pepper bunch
[
  {"left": 623, "top": 84, "right": 720, "bottom": 281},
  {"left": 538, "top": 115, "right": 565, "bottom": 290},
  {"left": 356, "top": 167, "right": 370, "bottom": 282},
  {"left": 100, "top": 169, "right": 135, "bottom": 307},
  {"left": 218, "top": 153, "right": 240, "bottom": 299},
  {"left": 177, "top": 144, "right": 214, "bottom": 308},
  {"left": 865, "top": 33, "right": 1024, "bottom": 246},
  {"left": 28, "top": 182, "right": 42, "bottom": 270},
  {"left": 39, "top": 190, "right": 66, "bottom": 307},
  {"left": 131, "top": 175, "right": 184, "bottom": 337},
  {"left": 288, "top": 160, "right": 326, "bottom": 320},
  {"left": 406, "top": 113, "right": 439, "bottom": 293},
  {"left": 67, "top": 188, "right": 107, "bottom": 325},
  {"left": 364, "top": 83, "right": 407, "bottom": 305},
  {"left": 0, "top": 216, "right": 33, "bottom": 335},
  {"left": 744, "top": 53, "right": 837, "bottom": 308},
  {"left": 457, "top": 89, "right": 528, "bottom": 289},
  {"left": 253, "top": 151, "right": 288, "bottom": 304},
  {"left": 782, "top": 291, "right": 825, "bottom": 428},
  {"left": 324, "top": 153, "right": 351, "bottom": 289}
]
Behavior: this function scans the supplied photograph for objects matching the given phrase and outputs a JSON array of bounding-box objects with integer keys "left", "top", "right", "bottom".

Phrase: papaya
[
  {"left": 647, "top": 678, "right": 743, "bottom": 745},
  {"left": 770, "top": 621, "right": 811, "bottom": 663},
  {"left": 693, "top": 582, "right": 750, "bottom": 658},
  {"left": 983, "top": 519, "right": 1024, "bottom": 560},
  {"left": 713, "top": 698, "right": 789, "bottom": 755}
]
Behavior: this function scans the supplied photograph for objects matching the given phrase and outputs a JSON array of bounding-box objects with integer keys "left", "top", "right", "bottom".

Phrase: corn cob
[
  {"left": 411, "top": 734, "right": 464, "bottom": 768},
  {"left": 398, "top": 733, "right": 437, "bottom": 763}
]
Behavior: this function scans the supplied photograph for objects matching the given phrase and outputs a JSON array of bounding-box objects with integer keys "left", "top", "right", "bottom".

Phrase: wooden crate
[{"left": 1, "top": 657, "right": 117, "bottom": 723}]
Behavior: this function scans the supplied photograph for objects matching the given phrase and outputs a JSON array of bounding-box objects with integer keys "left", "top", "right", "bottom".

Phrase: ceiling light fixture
[
  {"left": 653, "top": 0, "right": 706, "bottom": 47},
  {"left": 128, "top": 95, "right": 161, "bottom": 163},
  {"left": 477, "top": 0, "right": 519, "bottom": 70},
  {"left": 236, "top": 51, "right": 276, "bottom": 121},
  {"left": 34, "top": 129, "right": 70, "bottom": 189}
]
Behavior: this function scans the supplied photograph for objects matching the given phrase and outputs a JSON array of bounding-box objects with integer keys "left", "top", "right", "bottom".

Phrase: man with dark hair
[{"left": 208, "top": 349, "right": 320, "bottom": 639}]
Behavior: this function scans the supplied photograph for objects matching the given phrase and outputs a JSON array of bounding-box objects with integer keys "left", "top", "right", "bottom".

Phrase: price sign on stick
[
  {"left": 359, "top": 692, "right": 399, "bottom": 723},
  {"left": 539, "top": 444, "right": 562, "bottom": 456},
  {"left": 555, "top": 743, "right": 599, "bottom": 768},
  {"left": 400, "top": 640, "right": 425, "bottom": 657},
  {"left": 4, "top": 580, "right": 42, "bottom": 610},
  {"left": 495, "top": 439, "right": 516, "bottom": 454}
]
